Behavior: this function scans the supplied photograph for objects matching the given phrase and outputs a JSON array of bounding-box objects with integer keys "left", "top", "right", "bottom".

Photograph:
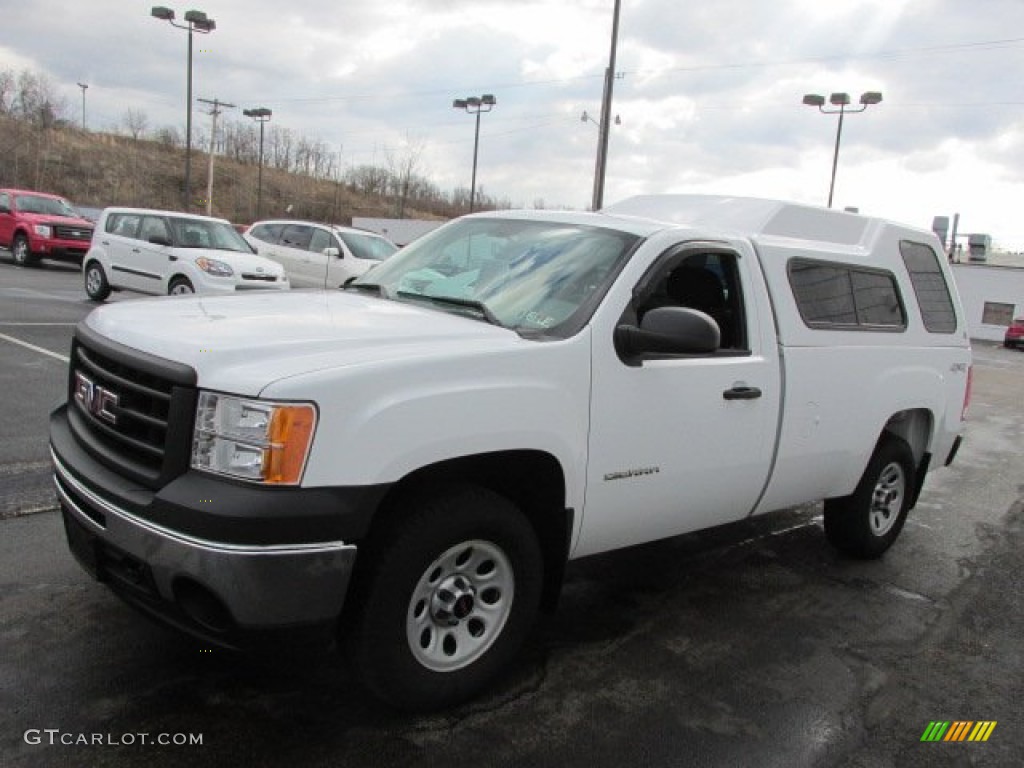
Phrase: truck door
[{"left": 576, "top": 243, "right": 782, "bottom": 557}]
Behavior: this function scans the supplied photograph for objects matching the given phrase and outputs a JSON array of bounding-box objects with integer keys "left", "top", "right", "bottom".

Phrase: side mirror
[
  {"left": 615, "top": 307, "right": 720, "bottom": 364},
  {"left": 148, "top": 235, "right": 172, "bottom": 246},
  {"left": 324, "top": 246, "right": 341, "bottom": 258}
]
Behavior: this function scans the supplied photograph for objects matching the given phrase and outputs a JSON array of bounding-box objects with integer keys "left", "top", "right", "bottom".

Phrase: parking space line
[
  {"left": 0, "top": 332, "right": 69, "bottom": 363},
  {"left": 0, "top": 322, "right": 78, "bottom": 326}
]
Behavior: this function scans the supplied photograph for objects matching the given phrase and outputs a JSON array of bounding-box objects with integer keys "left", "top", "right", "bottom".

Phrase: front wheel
[
  {"left": 12, "top": 234, "right": 38, "bottom": 267},
  {"left": 168, "top": 276, "right": 195, "bottom": 295},
  {"left": 824, "top": 436, "right": 916, "bottom": 559},
  {"left": 346, "top": 485, "right": 543, "bottom": 710}
]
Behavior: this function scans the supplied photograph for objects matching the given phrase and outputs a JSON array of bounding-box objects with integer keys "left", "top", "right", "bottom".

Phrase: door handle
[
  {"left": 169, "top": 255, "right": 177, "bottom": 261},
  {"left": 723, "top": 386, "right": 762, "bottom": 400},
  {"left": 131, "top": 248, "right": 140, "bottom": 253}
]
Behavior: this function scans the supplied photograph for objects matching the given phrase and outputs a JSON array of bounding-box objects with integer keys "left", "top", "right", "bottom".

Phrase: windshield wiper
[
  {"left": 396, "top": 291, "right": 501, "bottom": 326},
  {"left": 345, "top": 282, "right": 389, "bottom": 298}
]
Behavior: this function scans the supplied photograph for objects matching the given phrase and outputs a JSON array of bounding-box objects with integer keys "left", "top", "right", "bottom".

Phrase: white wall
[{"left": 950, "top": 264, "right": 1024, "bottom": 341}]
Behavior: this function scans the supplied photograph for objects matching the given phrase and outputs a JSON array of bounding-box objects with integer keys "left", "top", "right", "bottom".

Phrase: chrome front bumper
[{"left": 53, "top": 449, "right": 357, "bottom": 632}]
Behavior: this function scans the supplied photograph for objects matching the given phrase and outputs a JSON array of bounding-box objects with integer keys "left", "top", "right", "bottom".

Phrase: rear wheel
[
  {"left": 824, "top": 436, "right": 915, "bottom": 559},
  {"left": 168, "top": 276, "right": 194, "bottom": 295},
  {"left": 346, "top": 485, "right": 543, "bottom": 710},
  {"left": 84, "top": 262, "right": 111, "bottom": 301},
  {"left": 12, "top": 234, "right": 38, "bottom": 267}
]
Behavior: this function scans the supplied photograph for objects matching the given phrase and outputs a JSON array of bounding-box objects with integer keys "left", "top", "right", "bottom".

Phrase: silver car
[{"left": 244, "top": 220, "right": 398, "bottom": 289}]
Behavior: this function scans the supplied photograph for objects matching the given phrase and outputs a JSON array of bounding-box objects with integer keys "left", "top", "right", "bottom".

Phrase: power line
[{"left": 233, "top": 35, "right": 1024, "bottom": 107}]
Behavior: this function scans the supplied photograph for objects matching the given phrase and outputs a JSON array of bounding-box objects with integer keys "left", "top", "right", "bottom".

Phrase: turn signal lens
[{"left": 264, "top": 405, "right": 317, "bottom": 484}]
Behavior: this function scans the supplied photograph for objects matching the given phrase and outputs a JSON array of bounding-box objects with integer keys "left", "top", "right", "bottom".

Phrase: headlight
[
  {"left": 191, "top": 392, "right": 317, "bottom": 484},
  {"left": 34, "top": 224, "right": 52, "bottom": 237},
  {"left": 195, "top": 256, "right": 234, "bottom": 276}
]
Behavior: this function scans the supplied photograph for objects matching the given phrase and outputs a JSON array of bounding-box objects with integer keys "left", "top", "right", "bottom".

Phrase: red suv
[
  {"left": 0, "top": 188, "right": 94, "bottom": 267},
  {"left": 1004, "top": 317, "right": 1024, "bottom": 349}
]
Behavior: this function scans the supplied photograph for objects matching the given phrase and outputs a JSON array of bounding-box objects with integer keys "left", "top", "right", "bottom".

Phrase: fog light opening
[{"left": 174, "top": 578, "right": 235, "bottom": 634}]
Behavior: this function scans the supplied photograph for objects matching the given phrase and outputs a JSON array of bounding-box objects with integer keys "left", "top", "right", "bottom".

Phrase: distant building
[
  {"left": 950, "top": 248, "right": 1024, "bottom": 341},
  {"left": 352, "top": 217, "right": 445, "bottom": 246}
]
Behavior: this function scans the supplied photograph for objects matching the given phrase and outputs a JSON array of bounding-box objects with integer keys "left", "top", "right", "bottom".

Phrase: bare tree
[
  {"left": 123, "top": 109, "right": 149, "bottom": 141},
  {"left": 385, "top": 135, "right": 426, "bottom": 218},
  {"left": 13, "top": 69, "right": 67, "bottom": 129}
]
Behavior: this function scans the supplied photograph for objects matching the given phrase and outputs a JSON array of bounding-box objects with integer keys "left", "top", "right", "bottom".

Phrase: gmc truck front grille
[
  {"left": 53, "top": 224, "right": 94, "bottom": 241},
  {"left": 68, "top": 326, "right": 198, "bottom": 489}
]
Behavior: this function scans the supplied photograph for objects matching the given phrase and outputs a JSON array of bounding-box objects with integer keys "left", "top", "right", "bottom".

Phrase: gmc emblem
[{"left": 74, "top": 371, "right": 119, "bottom": 425}]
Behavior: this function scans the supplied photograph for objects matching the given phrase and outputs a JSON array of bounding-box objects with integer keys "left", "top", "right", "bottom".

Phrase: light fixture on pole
[
  {"left": 151, "top": 6, "right": 217, "bottom": 211},
  {"left": 581, "top": 111, "right": 620, "bottom": 128},
  {"left": 76, "top": 82, "right": 88, "bottom": 131},
  {"left": 243, "top": 107, "right": 272, "bottom": 219},
  {"left": 452, "top": 94, "right": 496, "bottom": 213},
  {"left": 802, "top": 90, "right": 882, "bottom": 208}
]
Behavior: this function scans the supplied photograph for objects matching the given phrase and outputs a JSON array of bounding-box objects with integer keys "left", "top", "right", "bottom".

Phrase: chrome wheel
[
  {"left": 868, "top": 461, "right": 905, "bottom": 536},
  {"left": 12, "top": 235, "right": 29, "bottom": 266},
  {"left": 86, "top": 267, "right": 103, "bottom": 295},
  {"left": 406, "top": 539, "right": 514, "bottom": 673}
]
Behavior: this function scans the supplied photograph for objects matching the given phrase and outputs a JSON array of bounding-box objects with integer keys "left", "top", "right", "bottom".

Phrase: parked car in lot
[
  {"left": 1004, "top": 317, "right": 1024, "bottom": 349},
  {"left": 244, "top": 219, "right": 397, "bottom": 288},
  {"left": 0, "top": 188, "right": 94, "bottom": 267},
  {"left": 83, "top": 208, "right": 289, "bottom": 301}
]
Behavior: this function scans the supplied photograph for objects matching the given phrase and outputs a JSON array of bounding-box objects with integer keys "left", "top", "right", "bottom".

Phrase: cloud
[{"left": 3, "top": 0, "right": 1024, "bottom": 244}]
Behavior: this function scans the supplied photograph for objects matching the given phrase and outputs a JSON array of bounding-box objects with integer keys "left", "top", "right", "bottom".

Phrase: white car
[
  {"left": 83, "top": 208, "right": 289, "bottom": 301},
  {"left": 244, "top": 219, "right": 397, "bottom": 289}
]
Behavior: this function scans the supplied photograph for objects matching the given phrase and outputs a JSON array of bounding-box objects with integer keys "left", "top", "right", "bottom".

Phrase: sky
[{"left": 2, "top": 0, "right": 1024, "bottom": 248}]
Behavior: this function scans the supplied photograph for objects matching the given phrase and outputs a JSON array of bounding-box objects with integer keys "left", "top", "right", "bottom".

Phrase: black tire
[
  {"left": 346, "top": 485, "right": 543, "bottom": 711},
  {"left": 11, "top": 233, "right": 38, "bottom": 267},
  {"left": 84, "top": 261, "right": 111, "bottom": 302},
  {"left": 168, "top": 276, "right": 195, "bottom": 295},
  {"left": 824, "top": 435, "right": 916, "bottom": 559}
]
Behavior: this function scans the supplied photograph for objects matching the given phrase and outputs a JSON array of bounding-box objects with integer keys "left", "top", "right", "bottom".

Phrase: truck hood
[
  {"left": 83, "top": 291, "right": 520, "bottom": 395},
  {"left": 19, "top": 211, "right": 93, "bottom": 228}
]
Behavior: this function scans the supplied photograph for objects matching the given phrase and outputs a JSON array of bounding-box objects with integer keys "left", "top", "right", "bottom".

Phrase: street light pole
[
  {"left": 151, "top": 7, "right": 217, "bottom": 211},
  {"left": 243, "top": 107, "right": 273, "bottom": 219},
  {"left": 76, "top": 82, "right": 88, "bottom": 131},
  {"left": 591, "top": 0, "right": 622, "bottom": 212},
  {"left": 803, "top": 91, "right": 882, "bottom": 208},
  {"left": 452, "top": 94, "right": 496, "bottom": 213}
]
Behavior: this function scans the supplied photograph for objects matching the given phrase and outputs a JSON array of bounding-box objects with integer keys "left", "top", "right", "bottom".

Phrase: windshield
[
  {"left": 168, "top": 217, "right": 253, "bottom": 253},
  {"left": 354, "top": 217, "right": 639, "bottom": 335},
  {"left": 340, "top": 231, "right": 398, "bottom": 261},
  {"left": 16, "top": 194, "right": 78, "bottom": 218}
]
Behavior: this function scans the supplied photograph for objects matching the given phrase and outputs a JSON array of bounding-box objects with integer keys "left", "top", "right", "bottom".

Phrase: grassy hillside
[{"left": 0, "top": 115, "right": 464, "bottom": 226}]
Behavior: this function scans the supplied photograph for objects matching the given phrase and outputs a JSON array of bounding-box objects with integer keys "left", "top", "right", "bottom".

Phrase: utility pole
[
  {"left": 591, "top": 0, "right": 622, "bottom": 212},
  {"left": 197, "top": 97, "right": 236, "bottom": 215}
]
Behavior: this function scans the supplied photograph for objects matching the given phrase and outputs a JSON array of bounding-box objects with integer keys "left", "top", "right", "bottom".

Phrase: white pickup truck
[{"left": 50, "top": 195, "right": 971, "bottom": 710}]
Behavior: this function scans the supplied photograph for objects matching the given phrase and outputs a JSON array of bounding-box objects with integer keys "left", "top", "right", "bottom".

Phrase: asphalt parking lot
[{"left": 1, "top": 253, "right": 1022, "bottom": 767}]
